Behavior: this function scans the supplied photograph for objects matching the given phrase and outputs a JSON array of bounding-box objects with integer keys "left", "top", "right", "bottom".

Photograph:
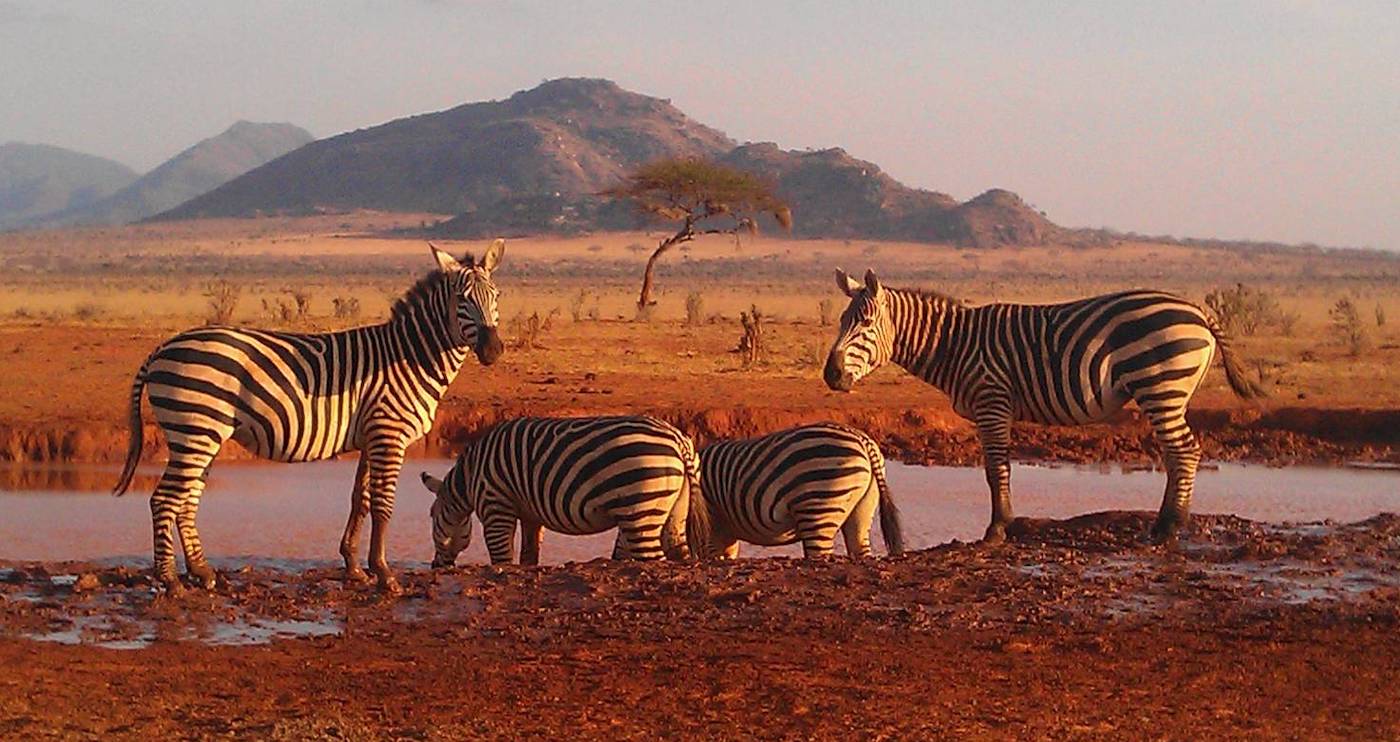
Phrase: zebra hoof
[
  {"left": 1150, "top": 515, "right": 1185, "bottom": 545},
  {"left": 343, "top": 566, "right": 372, "bottom": 584},
  {"left": 376, "top": 576, "right": 404, "bottom": 597},
  {"left": 187, "top": 564, "right": 217, "bottom": 589},
  {"left": 156, "top": 580, "right": 187, "bottom": 600},
  {"left": 982, "top": 523, "right": 1008, "bottom": 544}
]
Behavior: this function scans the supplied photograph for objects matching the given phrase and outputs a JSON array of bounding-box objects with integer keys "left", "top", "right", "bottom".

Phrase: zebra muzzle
[
  {"left": 475, "top": 327, "right": 504, "bottom": 366},
  {"left": 823, "top": 356, "right": 854, "bottom": 391}
]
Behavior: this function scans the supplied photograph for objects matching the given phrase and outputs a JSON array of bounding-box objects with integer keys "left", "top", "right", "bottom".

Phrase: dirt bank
[
  {"left": 1, "top": 512, "right": 1397, "bottom": 738},
  {"left": 0, "top": 322, "right": 1395, "bottom": 467},
  {"left": 3, "top": 400, "right": 1396, "bottom": 469}
]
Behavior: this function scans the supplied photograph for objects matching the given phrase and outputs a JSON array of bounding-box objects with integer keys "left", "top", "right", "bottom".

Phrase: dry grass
[{"left": 0, "top": 216, "right": 1397, "bottom": 415}]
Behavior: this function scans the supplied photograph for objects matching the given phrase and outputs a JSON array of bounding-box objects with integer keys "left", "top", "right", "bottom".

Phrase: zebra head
[
  {"left": 824, "top": 268, "right": 893, "bottom": 392},
  {"left": 430, "top": 239, "right": 505, "bottom": 366},
  {"left": 421, "top": 467, "right": 474, "bottom": 568}
]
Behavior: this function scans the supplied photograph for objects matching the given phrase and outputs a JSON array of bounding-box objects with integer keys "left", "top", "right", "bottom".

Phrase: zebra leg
[
  {"left": 175, "top": 475, "right": 217, "bottom": 589},
  {"left": 518, "top": 520, "right": 543, "bottom": 566},
  {"left": 481, "top": 512, "right": 518, "bottom": 565},
  {"left": 150, "top": 440, "right": 220, "bottom": 596},
  {"left": 338, "top": 450, "right": 372, "bottom": 583},
  {"left": 794, "top": 506, "right": 839, "bottom": 558},
  {"left": 660, "top": 491, "right": 690, "bottom": 561},
  {"left": 613, "top": 520, "right": 667, "bottom": 561},
  {"left": 1145, "top": 408, "right": 1203, "bottom": 542},
  {"left": 975, "top": 404, "right": 1016, "bottom": 542},
  {"left": 364, "top": 438, "right": 408, "bottom": 596},
  {"left": 840, "top": 480, "right": 879, "bottom": 559}
]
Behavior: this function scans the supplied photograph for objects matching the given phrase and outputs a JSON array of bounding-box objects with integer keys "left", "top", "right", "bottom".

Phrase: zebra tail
[
  {"left": 679, "top": 438, "right": 713, "bottom": 560},
  {"left": 864, "top": 436, "right": 905, "bottom": 555},
  {"left": 112, "top": 359, "right": 151, "bottom": 496},
  {"left": 1204, "top": 315, "right": 1268, "bottom": 400}
]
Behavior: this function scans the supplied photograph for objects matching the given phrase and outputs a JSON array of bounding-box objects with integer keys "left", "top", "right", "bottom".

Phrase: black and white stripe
[
  {"left": 699, "top": 423, "right": 903, "bottom": 558},
  {"left": 420, "top": 415, "right": 711, "bottom": 566},
  {"left": 824, "top": 268, "right": 1264, "bottom": 541},
  {"left": 112, "top": 241, "right": 505, "bottom": 595}
]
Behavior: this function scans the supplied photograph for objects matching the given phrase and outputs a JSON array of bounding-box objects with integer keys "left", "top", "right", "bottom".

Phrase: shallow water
[{"left": 1, "top": 459, "right": 1396, "bottom": 565}]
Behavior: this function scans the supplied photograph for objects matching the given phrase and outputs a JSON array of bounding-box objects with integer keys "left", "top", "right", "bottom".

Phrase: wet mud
[{"left": 2, "top": 511, "right": 1397, "bottom": 738}]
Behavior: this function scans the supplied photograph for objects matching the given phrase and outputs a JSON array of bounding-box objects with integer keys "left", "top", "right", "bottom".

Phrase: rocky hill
[
  {"left": 35, "top": 121, "right": 312, "bottom": 227},
  {"left": 0, "top": 143, "right": 137, "bottom": 230},
  {"left": 157, "top": 78, "right": 1061, "bottom": 246}
]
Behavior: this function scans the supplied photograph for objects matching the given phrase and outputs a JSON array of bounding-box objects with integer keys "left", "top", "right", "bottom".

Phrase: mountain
[
  {"left": 0, "top": 143, "right": 137, "bottom": 229},
  {"left": 161, "top": 78, "right": 733, "bottom": 221},
  {"left": 157, "top": 78, "right": 1060, "bottom": 246},
  {"left": 35, "top": 121, "right": 313, "bottom": 227}
]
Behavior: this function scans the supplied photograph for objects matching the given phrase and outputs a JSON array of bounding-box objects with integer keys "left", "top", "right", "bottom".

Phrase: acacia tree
[{"left": 603, "top": 158, "right": 792, "bottom": 310}]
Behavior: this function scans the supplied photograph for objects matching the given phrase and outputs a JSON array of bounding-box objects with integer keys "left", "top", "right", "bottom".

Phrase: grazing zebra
[
  {"left": 824, "top": 268, "right": 1265, "bottom": 542},
  {"left": 699, "top": 423, "right": 904, "bottom": 559},
  {"left": 111, "top": 240, "right": 505, "bottom": 596},
  {"left": 418, "top": 415, "right": 710, "bottom": 566}
]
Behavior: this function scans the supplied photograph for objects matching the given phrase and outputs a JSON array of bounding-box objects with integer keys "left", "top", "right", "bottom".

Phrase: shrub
[
  {"left": 1329, "top": 298, "right": 1369, "bottom": 356},
  {"left": 818, "top": 298, "right": 835, "bottom": 327},
  {"left": 1377, "top": 304, "right": 1387, "bottom": 328},
  {"left": 684, "top": 291, "right": 705, "bottom": 327},
  {"left": 290, "top": 289, "right": 312, "bottom": 320},
  {"left": 1204, "top": 283, "right": 1283, "bottom": 336},
  {"left": 508, "top": 308, "right": 560, "bottom": 350},
  {"left": 332, "top": 296, "right": 361, "bottom": 320},
  {"left": 72, "top": 302, "right": 102, "bottom": 322},
  {"left": 203, "top": 280, "right": 241, "bottom": 325},
  {"left": 569, "top": 289, "right": 593, "bottom": 322}
]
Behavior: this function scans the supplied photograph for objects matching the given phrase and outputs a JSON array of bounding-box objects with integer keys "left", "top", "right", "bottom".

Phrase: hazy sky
[{"left": 2, "top": 1, "right": 1396, "bottom": 249}]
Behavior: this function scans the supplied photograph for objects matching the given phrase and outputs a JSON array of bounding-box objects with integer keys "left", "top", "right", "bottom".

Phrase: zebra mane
[
  {"left": 891, "top": 285, "right": 963, "bottom": 305},
  {"left": 389, "top": 270, "right": 452, "bottom": 322}
]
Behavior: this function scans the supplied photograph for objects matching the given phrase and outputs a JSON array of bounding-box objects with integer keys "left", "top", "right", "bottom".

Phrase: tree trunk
[{"left": 637, "top": 223, "right": 693, "bottom": 309}]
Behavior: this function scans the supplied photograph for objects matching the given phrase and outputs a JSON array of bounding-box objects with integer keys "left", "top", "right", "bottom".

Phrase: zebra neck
[
  {"left": 886, "top": 288, "right": 960, "bottom": 390},
  {"left": 382, "top": 306, "right": 469, "bottom": 395}
]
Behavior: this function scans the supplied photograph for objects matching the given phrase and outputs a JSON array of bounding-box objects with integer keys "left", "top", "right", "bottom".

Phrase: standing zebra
[
  {"left": 699, "top": 423, "right": 904, "bottom": 559},
  {"left": 824, "top": 269, "right": 1264, "bottom": 542},
  {"left": 112, "top": 240, "right": 505, "bottom": 596},
  {"left": 418, "top": 415, "right": 710, "bottom": 566}
]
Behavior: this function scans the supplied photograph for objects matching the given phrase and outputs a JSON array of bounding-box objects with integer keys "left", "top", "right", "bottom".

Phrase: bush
[
  {"left": 1329, "top": 298, "right": 1370, "bottom": 356},
  {"left": 71, "top": 302, "right": 102, "bottom": 322},
  {"left": 818, "top": 298, "right": 835, "bottom": 327},
  {"left": 332, "top": 296, "right": 361, "bottom": 320},
  {"left": 1204, "top": 283, "right": 1284, "bottom": 336},
  {"left": 508, "top": 308, "right": 560, "bottom": 350},
  {"left": 203, "top": 280, "right": 241, "bottom": 325},
  {"left": 1377, "top": 304, "right": 1386, "bottom": 328},
  {"left": 569, "top": 289, "right": 594, "bottom": 323},
  {"left": 684, "top": 291, "right": 705, "bottom": 327}
]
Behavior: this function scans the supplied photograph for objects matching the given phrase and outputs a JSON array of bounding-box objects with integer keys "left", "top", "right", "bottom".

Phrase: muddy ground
[{"left": 2, "top": 511, "right": 1397, "bottom": 739}]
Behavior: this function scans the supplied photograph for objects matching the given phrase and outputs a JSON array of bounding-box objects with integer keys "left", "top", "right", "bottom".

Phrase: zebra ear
[
  {"left": 835, "top": 268, "right": 861, "bottom": 297},
  {"left": 428, "top": 243, "right": 461, "bottom": 272},
  {"left": 863, "top": 269, "right": 882, "bottom": 298},
  {"left": 478, "top": 238, "right": 505, "bottom": 272},
  {"left": 420, "top": 472, "right": 444, "bottom": 494}
]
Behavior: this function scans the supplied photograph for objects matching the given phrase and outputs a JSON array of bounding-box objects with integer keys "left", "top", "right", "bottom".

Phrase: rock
[{"left": 73, "top": 573, "right": 101, "bottom": 592}]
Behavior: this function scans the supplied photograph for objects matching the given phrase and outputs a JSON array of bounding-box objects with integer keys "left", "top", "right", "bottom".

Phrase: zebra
[
  {"left": 418, "top": 415, "right": 711, "bottom": 566},
  {"left": 698, "top": 423, "right": 904, "bottom": 559},
  {"left": 111, "top": 240, "right": 506, "bottom": 596},
  {"left": 823, "top": 268, "right": 1265, "bottom": 543}
]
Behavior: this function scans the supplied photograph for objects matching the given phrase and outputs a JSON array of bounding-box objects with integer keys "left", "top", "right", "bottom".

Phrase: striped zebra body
[
  {"left": 112, "top": 241, "right": 505, "bottom": 595},
  {"left": 700, "top": 423, "right": 904, "bottom": 559},
  {"left": 825, "top": 269, "right": 1263, "bottom": 541},
  {"left": 420, "top": 415, "right": 711, "bottom": 566}
]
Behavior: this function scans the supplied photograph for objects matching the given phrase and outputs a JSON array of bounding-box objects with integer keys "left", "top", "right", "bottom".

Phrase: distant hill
[
  {"left": 0, "top": 143, "right": 137, "bottom": 229},
  {"left": 161, "top": 78, "right": 733, "bottom": 221},
  {"left": 34, "top": 121, "right": 312, "bottom": 227},
  {"left": 157, "top": 78, "right": 1061, "bottom": 246}
]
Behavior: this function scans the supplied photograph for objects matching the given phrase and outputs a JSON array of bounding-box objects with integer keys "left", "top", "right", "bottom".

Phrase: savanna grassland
[
  {"left": 2, "top": 215, "right": 1400, "bottom": 739},
  {"left": 0, "top": 213, "right": 1396, "bottom": 466}
]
